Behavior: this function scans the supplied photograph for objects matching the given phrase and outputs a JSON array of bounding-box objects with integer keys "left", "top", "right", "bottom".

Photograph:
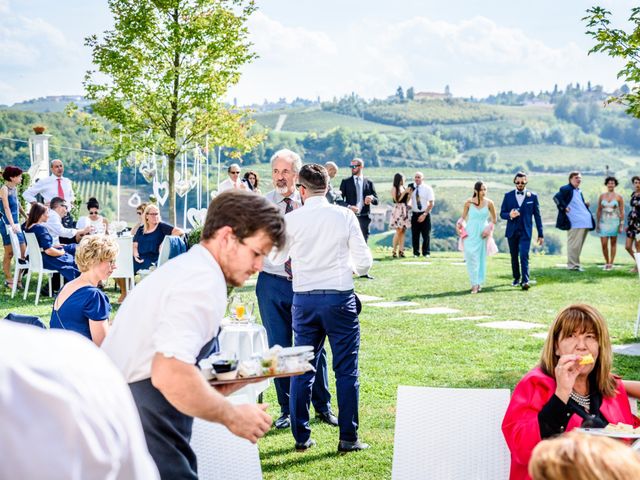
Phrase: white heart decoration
[
  {"left": 189, "top": 176, "right": 199, "bottom": 189},
  {"left": 175, "top": 179, "right": 190, "bottom": 198},
  {"left": 127, "top": 192, "right": 142, "bottom": 208},
  {"left": 187, "top": 208, "right": 208, "bottom": 228},
  {"left": 174, "top": 171, "right": 181, "bottom": 182},
  {"left": 140, "top": 164, "right": 157, "bottom": 183},
  {"left": 153, "top": 180, "right": 169, "bottom": 206}
]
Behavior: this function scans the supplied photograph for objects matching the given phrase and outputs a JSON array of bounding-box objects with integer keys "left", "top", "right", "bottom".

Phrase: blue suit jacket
[{"left": 500, "top": 190, "right": 543, "bottom": 240}]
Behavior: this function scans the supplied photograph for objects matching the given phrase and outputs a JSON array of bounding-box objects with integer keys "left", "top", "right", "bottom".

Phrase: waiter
[
  {"left": 272, "top": 164, "right": 373, "bottom": 453},
  {"left": 102, "top": 191, "right": 285, "bottom": 480}
]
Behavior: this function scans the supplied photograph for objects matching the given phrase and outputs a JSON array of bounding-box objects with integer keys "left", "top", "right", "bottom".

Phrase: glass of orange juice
[{"left": 235, "top": 304, "right": 246, "bottom": 320}]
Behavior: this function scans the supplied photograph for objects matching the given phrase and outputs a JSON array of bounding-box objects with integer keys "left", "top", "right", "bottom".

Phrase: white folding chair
[
  {"left": 7, "top": 226, "right": 28, "bottom": 299},
  {"left": 23, "top": 232, "right": 57, "bottom": 305},
  {"left": 391, "top": 386, "right": 511, "bottom": 480},
  {"left": 111, "top": 236, "right": 135, "bottom": 293},
  {"left": 635, "top": 253, "right": 640, "bottom": 337},
  {"left": 191, "top": 415, "right": 262, "bottom": 480}
]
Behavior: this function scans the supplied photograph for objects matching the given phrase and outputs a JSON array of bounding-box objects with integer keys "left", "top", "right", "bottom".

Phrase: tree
[
  {"left": 78, "top": 0, "right": 262, "bottom": 222},
  {"left": 396, "top": 86, "right": 405, "bottom": 102},
  {"left": 406, "top": 86, "right": 415, "bottom": 101},
  {"left": 584, "top": 7, "right": 640, "bottom": 119}
]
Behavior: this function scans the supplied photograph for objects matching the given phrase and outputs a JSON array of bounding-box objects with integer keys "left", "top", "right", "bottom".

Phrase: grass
[
  {"left": 254, "top": 108, "right": 402, "bottom": 133},
  {"left": 3, "top": 240, "right": 638, "bottom": 479}
]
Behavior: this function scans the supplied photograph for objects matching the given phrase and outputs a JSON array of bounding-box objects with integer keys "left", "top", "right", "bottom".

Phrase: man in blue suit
[{"left": 500, "top": 172, "right": 544, "bottom": 290}]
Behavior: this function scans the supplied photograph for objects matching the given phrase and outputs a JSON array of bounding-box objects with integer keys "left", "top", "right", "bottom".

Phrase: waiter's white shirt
[
  {"left": 410, "top": 183, "right": 435, "bottom": 213},
  {"left": 45, "top": 208, "right": 77, "bottom": 244},
  {"left": 23, "top": 174, "right": 75, "bottom": 205},
  {"left": 271, "top": 195, "right": 372, "bottom": 292},
  {"left": 0, "top": 322, "right": 159, "bottom": 480},
  {"left": 102, "top": 244, "right": 227, "bottom": 383},
  {"left": 218, "top": 177, "right": 246, "bottom": 192},
  {"left": 261, "top": 189, "right": 301, "bottom": 277}
]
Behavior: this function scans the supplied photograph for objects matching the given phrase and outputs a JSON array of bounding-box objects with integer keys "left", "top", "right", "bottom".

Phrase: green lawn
[{"left": 3, "top": 241, "right": 639, "bottom": 479}]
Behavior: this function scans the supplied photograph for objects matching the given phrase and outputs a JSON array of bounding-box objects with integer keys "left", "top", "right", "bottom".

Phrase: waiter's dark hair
[
  {"left": 298, "top": 164, "right": 329, "bottom": 195},
  {"left": 202, "top": 190, "right": 286, "bottom": 248}
]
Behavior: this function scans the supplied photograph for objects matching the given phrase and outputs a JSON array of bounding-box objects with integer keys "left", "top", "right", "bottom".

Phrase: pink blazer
[{"left": 502, "top": 367, "right": 639, "bottom": 480}]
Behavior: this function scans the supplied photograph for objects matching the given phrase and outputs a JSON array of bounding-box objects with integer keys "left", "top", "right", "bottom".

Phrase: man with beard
[
  {"left": 255, "top": 149, "right": 336, "bottom": 430},
  {"left": 102, "top": 191, "right": 284, "bottom": 480}
]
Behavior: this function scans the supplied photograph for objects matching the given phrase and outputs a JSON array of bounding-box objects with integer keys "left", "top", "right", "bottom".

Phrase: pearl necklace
[{"left": 570, "top": 390, "right": 590, "bottom": 412}]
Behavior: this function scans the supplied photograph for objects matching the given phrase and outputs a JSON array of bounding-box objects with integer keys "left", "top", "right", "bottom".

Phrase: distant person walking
[
  {"left": 409, "top": 172, "right": 434, "bottom": 257},
  {"left": 553, "top": 171, "right": 595, "bottom": 271},
  {"left": 390, "top": 173, "right": 411, "bottom": 258},
  {"left": 218, "top": 163, "right": 247, "bottom": 192},
  {"left": 624, "top": 175, "right": 640, "bottom": 273},
  {"left": 339, "top": 158, "right": 378, "bottom": 244},
  {"left": 460, "top": 181, "right": 497, "bottom": 294},
  {"left": 500, "top": 172, "right": 544, "bottom": 289},
  {"left": 596, "top": 176, "right": 624, "bottom": 271}
]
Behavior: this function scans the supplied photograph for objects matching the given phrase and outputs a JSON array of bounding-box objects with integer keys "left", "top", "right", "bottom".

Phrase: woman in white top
[{"left": 76, "top": 197, "right": 109, "bottom": 235}]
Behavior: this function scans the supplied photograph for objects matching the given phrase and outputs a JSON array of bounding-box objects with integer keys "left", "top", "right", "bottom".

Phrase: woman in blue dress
[
  {"left": 132, "top": 203, "right": 183, "bottom": 275},
  {"left": 1, "top": 166, "right": 26, "bottom": 289},
  {"left": 24, "top": 203, "right": 80, "bottom": 282},
  {"left": 50, "top": 235, "right": 117, "bottom": 346},
  {"left": 596, "top": 176, "right": 624, "bottom": 271},
  {"left": 460, "top": 181, "right": 497, "bottom": 294}
]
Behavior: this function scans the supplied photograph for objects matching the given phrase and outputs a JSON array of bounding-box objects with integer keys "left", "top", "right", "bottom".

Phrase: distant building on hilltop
[{"left": 414, "top": 91, "right": 451, "bottom": 101}]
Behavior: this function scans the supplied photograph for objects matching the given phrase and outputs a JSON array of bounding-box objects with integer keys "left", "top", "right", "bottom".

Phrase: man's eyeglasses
[{"left": 295, "top": 183, "right": 306, "bottom": 189}]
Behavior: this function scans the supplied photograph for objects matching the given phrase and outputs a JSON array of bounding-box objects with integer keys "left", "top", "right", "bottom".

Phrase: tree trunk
[{"left": 168, "top": 153, "right": 176, "bottom": 225}]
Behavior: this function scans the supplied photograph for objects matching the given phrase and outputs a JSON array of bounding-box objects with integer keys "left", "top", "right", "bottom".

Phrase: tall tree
[
  {"left": 78, "top": 0, "right": 262, "bottom": 221},
  {"left": 584, "top": 6, "right": 640, "bottom": 118}
]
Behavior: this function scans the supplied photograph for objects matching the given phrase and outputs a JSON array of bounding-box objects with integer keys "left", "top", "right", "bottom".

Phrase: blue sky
[{"left": 0, "top": 0, "right": 635, "bottom": 106}]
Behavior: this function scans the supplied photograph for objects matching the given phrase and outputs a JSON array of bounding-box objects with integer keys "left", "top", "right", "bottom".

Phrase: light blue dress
[
  {"left": 598, "top": 199, "right": 620, "bottom": 237},
  {"left": 463, "top": 204, "right": 489, "bottom": 286}
]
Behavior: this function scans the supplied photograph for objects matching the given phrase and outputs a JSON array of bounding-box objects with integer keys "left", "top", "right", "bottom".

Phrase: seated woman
[
  {"left": 129, "top": 202, "right": 148, "bottom": 238},
  {"left": 76, "top": 197, "right": 109, "bottom": 235},
  {"left": 133, "top": 204, "right": 183, "bottom": 274},
  {"left": 50, "top": 235, "right": 118, "bottom": 346},
  {"left": 502, "top": 304, "right": 640, "bottom": 480},
  {"left": 24, "top": 203, "right": 80, "bottom": 282}
]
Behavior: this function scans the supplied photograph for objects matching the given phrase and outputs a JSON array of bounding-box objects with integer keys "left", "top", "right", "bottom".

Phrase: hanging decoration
[
  {"left": 187, "top": 207, "right": 208, "bottom": 228},
  {"left": 127, "top": 152, "right": 142, "bottom": 208}
]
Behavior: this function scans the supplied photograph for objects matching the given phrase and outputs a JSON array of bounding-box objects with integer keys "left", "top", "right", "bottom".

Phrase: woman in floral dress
[
  {"left": 625, "top": 175, "right": 640, "bottom": 272},
  {"left": 390, "top": 173, "right": 411, "bottom": 258}
]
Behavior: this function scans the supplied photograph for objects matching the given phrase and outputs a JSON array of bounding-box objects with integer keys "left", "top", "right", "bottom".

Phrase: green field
[{"left": 254, "top": 108, "right": 402, "bottom": 133}]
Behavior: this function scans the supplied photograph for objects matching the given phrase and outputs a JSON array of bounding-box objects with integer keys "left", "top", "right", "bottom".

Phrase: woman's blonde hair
[
  {"left": 529, "top": 431, "right": 640, "bottom": 479},
  {"left": 540, "top": 304, "right": 617, "bottom": 397},
  {"left": 142, "top": 204, "right": 160, "bottom": 233},
  {"left": 75, "top": 235, "right": 118, "bottom": 273}
]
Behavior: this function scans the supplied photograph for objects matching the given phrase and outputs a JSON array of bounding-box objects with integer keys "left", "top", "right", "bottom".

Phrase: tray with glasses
[{"left": 200, "top": 346, "right": 315, "bottom": 385}]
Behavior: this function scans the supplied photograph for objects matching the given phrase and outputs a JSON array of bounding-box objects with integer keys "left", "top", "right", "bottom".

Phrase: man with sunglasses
[
  {"left": 500, "top": 172, "right": 544, "bottom": 289},
  {"left": 339, "top": 158, "right": 378, "bottom": 245},
  {"left": 218, "top": 163, "right": 247, "bottom": 192},
  {"left": 45, "top": 196, "right": 93, "bottom": 246}
]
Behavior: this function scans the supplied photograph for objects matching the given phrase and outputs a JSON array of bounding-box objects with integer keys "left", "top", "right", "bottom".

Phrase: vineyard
[{"left": 74, "top": 181, "right": 117, "bottom": 220}]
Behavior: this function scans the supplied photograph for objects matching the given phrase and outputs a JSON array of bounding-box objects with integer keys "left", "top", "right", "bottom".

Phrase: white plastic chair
[
  {"left": 7, "top": 226, "right": 28, "bottom": 299},
  {"left": 391, "top": 386, "right": 511, "bottom": 480},
  {"left": 191, "top": 414, "right": 262, "bottom": 480},
  {"left": 634, "top": 253, "right": 640, "bottom": 337},
  {"left": 23, "top": 232, "right": 57, "bottom": 305},
  {"left": 111, "top": 236, "right": 135, "bottom": 293}
]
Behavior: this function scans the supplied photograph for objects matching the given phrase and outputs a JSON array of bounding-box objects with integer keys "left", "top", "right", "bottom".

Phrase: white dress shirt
[
  {"left": 515, "top": 189, "right": 526, "bottom": 207},
  {"left": 271, "top": 195, "right": 373, "bottom": 292},
  {"left": 23, "top": 174, "right": 75, "bottom": 205},
  {"left": 45, "top": 208, "right": 77, "bottom": 244},
  {"left": 261, "top": 189, "right": 301, "bottom": 277},
  {"left": 218, "top": 177, "right": 246, "bottom": 192},
  {"left": 410, "top": 183, "right": 435, "bottom": 213},
  {"left": 0, "top": 322, "right": 159, "bottom": 480},
  {"left": 102, "top": 244, "right": 227, "bottom": 383},
  {"left": 567, "top": 188, "right": 593, "bottom": 229}
]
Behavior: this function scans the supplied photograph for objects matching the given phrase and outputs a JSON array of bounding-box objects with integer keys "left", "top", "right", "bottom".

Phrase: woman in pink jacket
[{"left": 502, "top": 304, "right": 640, "bottom": 480}]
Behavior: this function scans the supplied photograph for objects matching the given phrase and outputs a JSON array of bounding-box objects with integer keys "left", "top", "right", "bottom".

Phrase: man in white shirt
[
  {"left": 45, "top": 196, "right": 92, "bottom": 245},
  {"left": 272, "top": 164, "right": 373, "bottom": 453},
  {"left": 409, "top": 172, "right": 435, "bottom": 257},
  {"left": 218, "top": 163, "right": 247, "bottom": 192},
  {"left": 102, "top": 191, "right": 285, "bottom": 480},
  {"left": 255, "top": 149, "right": 336, "bottom": 431},
  {"left": 0, "top": 321, "right": 159, "bottom": 480},
  {"left": 23, "top": 158, "right": 75, "bottom": 205}
]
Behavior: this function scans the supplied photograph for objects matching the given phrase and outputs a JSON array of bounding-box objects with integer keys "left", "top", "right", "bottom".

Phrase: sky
[{"left": 0, "top": 0, "right": 637, "bottom": 106}]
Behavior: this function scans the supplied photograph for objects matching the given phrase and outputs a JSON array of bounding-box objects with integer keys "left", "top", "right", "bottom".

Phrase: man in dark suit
[
  {"left": 339, "top": 158, "right": 378, "bottom": 243},
  {"left": 500, "top": 172, "right": 544, "bottom": 290},
  {"left": 553, "top": 171, "right": 595, "bottom": 271}
]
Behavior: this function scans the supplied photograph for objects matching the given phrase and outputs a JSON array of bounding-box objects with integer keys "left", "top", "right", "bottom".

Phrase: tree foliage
[{"left": 78, "top": 0, "right": 262, "bottom": 221}]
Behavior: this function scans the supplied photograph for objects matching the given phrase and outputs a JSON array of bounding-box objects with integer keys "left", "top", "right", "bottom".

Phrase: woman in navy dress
[
  {"left": 133, "top": 204, "right": 183, "bottom": 273},
  {"left": 1, "top": 166, "right": 26, "bottom": 289},
  {"left": 24, "top": 203, "right": 80, "bottom": 282},
  {"left": 50, "top": 235, "right": 117, "bottom": 346}
]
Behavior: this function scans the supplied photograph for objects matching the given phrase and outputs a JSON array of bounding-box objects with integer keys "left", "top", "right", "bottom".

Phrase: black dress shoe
[
  {"left": 521, "top": 282, "right": 530, "bottom": 291},
  {"left": 338, "top": 439, "right": 370, "bottom": 453},
  {"left": 274, "top": 414, "right": 290, "bottom": 429},
  {"left": 295, "top": 438, "right": 316, "bottom": 452},
  {"left": 359, "top": 274, "right": 375, "bottom": 280},
  {"left": 511, "top": 280, "right": 520, "bottom": 287},
  {"left": 316, "top": 410, "right": 339, "bottom": 427}
]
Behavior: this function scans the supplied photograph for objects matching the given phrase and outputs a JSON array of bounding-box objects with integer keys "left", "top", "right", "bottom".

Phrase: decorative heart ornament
[
  {"left": 140, "top": 162, "right": 157, "bottom": 183},
  {"left": 153, "top": 180, "right": 169, "bottom": 206},
  {"left": 127, "top": 192, "right": 142, "bottom": 208},
  {"left": 174, "top": 171, "right": 181, "bottom": 182},
  {"left": 175, "top": 179, "right": 191, "bottom": 197},
  {"left": 189, "top": 176, "right": 199, "bottom": 189},
  {"left": 187, "top": 208, "right": 208, "bottom": 228}
]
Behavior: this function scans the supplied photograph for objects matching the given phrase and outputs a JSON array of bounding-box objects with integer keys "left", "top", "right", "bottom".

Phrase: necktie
[
  {"left": 355, "top": 177, "right": 363, "bottom": 208},
  {"left": 57, "top": 178, "right": 65, "bottom": 199},
  {"left": 283, "top": 197, "right": 294, "bottom": 279},
  {"left": 416, "top": 187, "right": 422, "bottom": 211}
]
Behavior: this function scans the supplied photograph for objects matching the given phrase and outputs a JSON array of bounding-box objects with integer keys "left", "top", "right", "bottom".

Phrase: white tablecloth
[{"left": 218, "top": 322, "right": 270, "bottom": 401}]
